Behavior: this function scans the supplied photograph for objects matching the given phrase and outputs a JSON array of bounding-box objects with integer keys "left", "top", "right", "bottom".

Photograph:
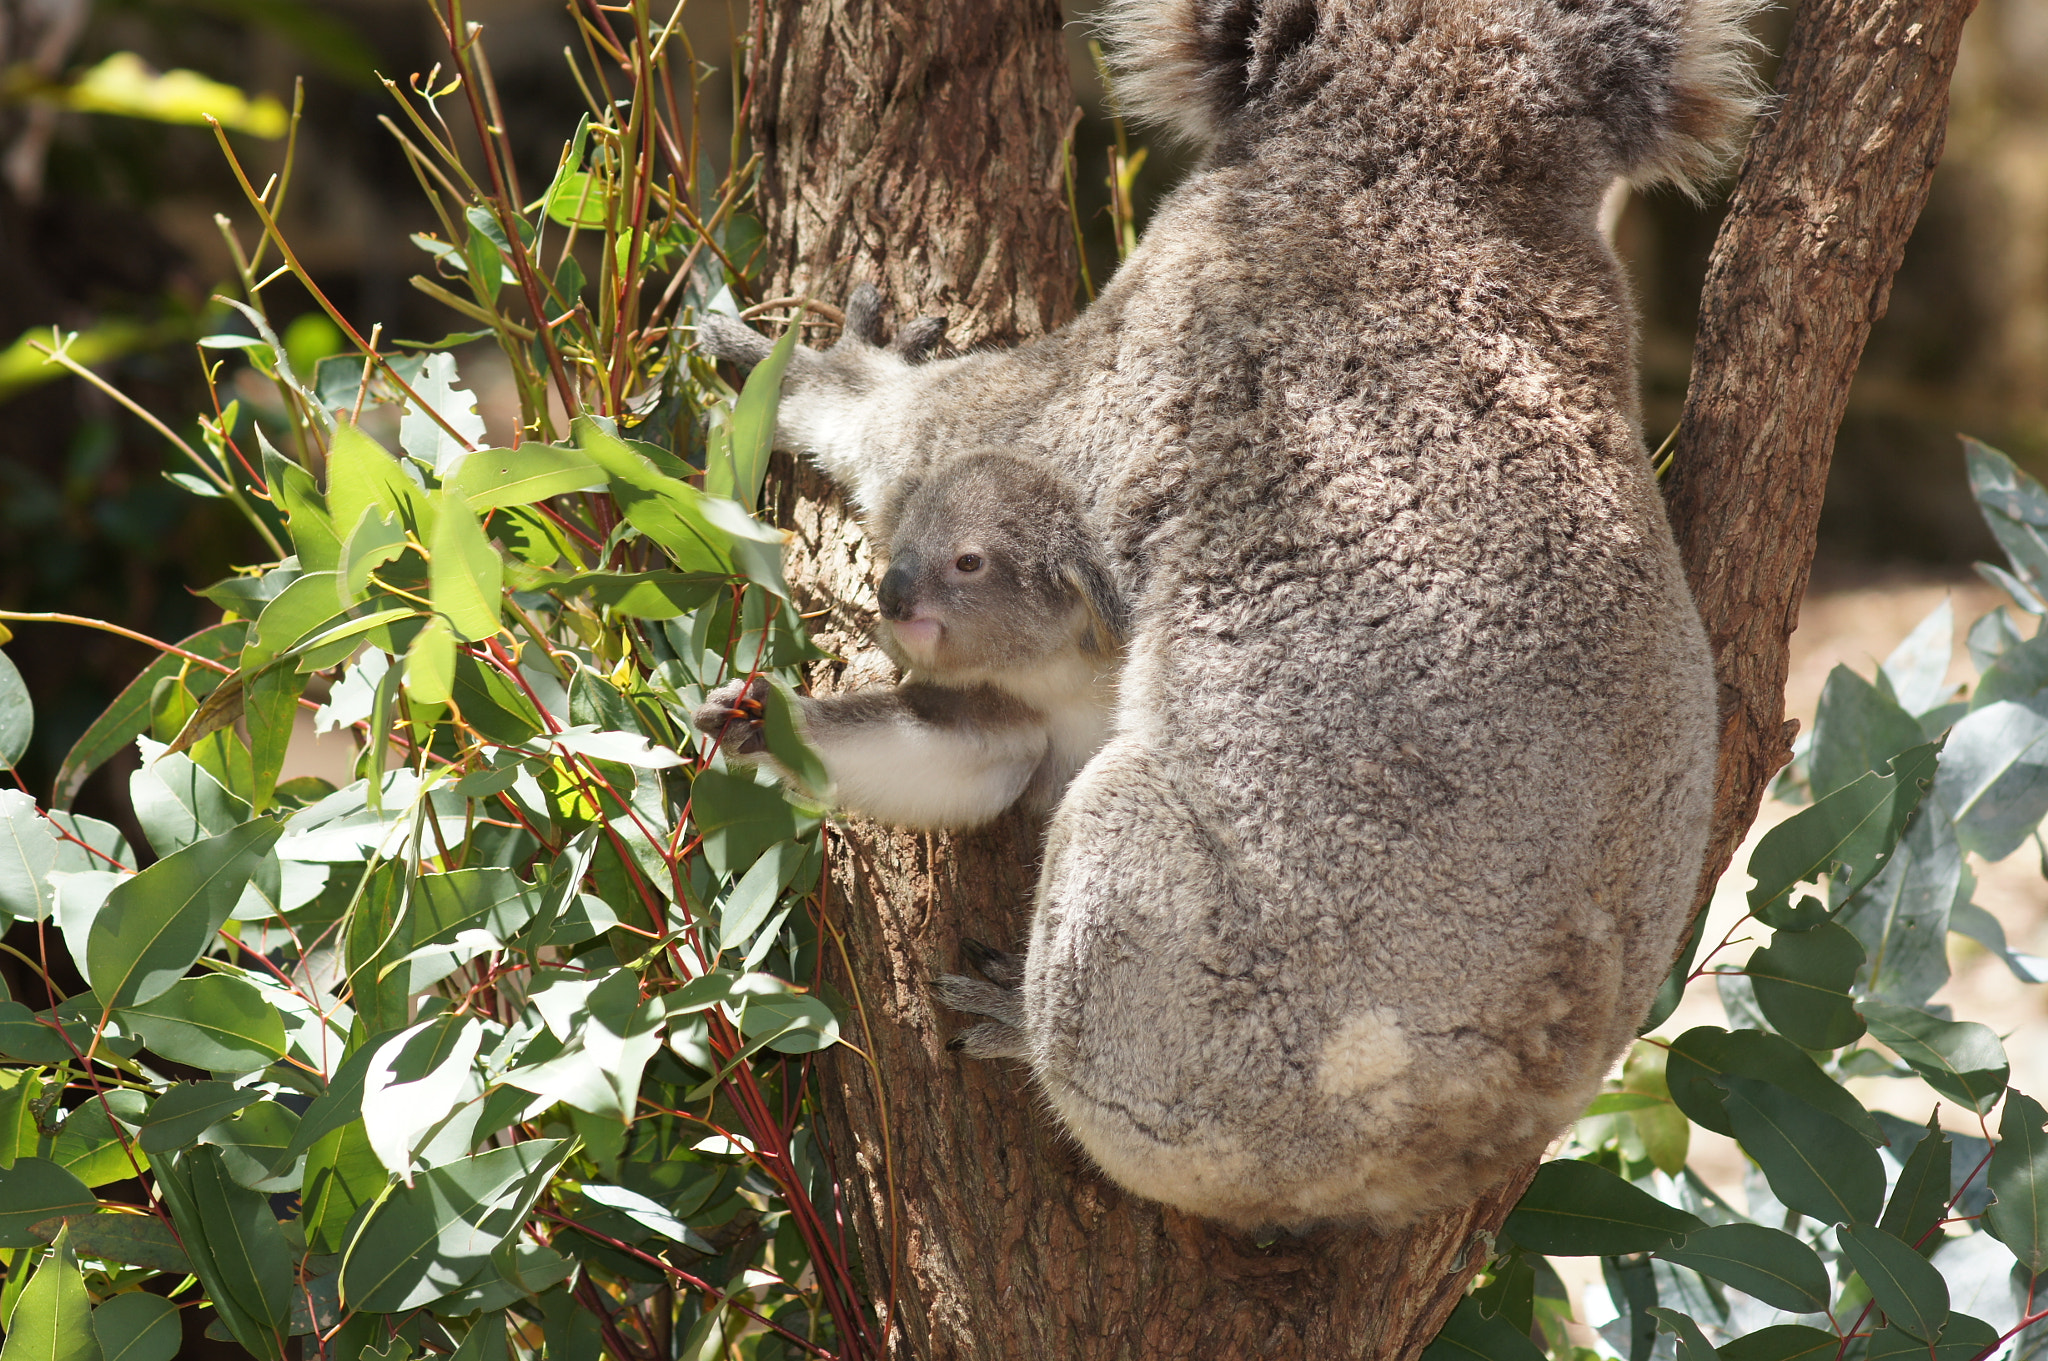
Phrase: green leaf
[
  {"left": 138, "top": 1082, "right": 262, "bottom": 1156},
  {"left": 0, "top": 650, "right": 31, "bottom": 771},
  {"left": 91, "top": 1292, "right": 180, "bottom": 1361},
  {"left": 559, "top": 570, "right": 724, "bottom": 620},
  {"left": 1746, "top": 922, "right": 1866, "bottom": 1049},
  {"left": 715, "top": 840, "right": 806, "bottom": 958},
  {"left": 1930, "top": 698, "right": 2048, "bottom": 861},
  {"left": 735, "top": 977, "right": 840, "bottom": 1055},
  {"left": 340, "top": 1139, "right": 569, "bottom": 1312},
  {"left": 49, "top": 1096, "right": 145, "bottom": 1188},
  {"left": 327, "top": 423, "right": 429, "bottom": 544},
  {"left": 573, "top": 419, "right": 732, "bottom": 574},
  {"left": 1717, "top": 1328, "right": 1835, "bottom": 1361},
  {"left": 758, "top": 676, "right": 829, "bottom": 796},
  {"left": 0, "top": 1160, "right": 97, "bottom": 1248},
  {"left": 1860, "top": 1001, "right": 2008, "bottom": 1114},
  {"left": 42, "top": 1214, "right": 190, "bottom": 1275},
  {"left": 1419, "top": 1296, "right": 1545, "bottom": 1361},
  {"left": 1719, "top": 1076, "right": 1884, "bottom": 1225},
  {"left": 448, "top": 443, "right": 604, "bottom": 509},
  {"left": 1864, "top": 1317, "right": 2000, "bottom": 1361},
  {"left": 1665, "top": 1027, "right": 1883, "bottom": 1143},
  {"left": 338, "top": 507, "right": 409, "bottom": 607},
  {"left": 1655, "top": 1223, "right": 1830, "bottom": 1313},
  {"left": 241, "top": 665, "right": 308, "bottom": 815},
  {"left": 1640, "top": 910, "right": 1704, "bottom": 1036},
  {"left": 1838, "top": 1224, "right": 1949, "bottom": 1342},
  {"left": 128, "top": 741, "right": 247, "bottom": 858},
  {"left": 448, "top": 655, "right": 544, "bottom": 745},
  {"left": 1500, "top": 1159, "right": 1703, "bottom": 1256},
  {"left": 0, "top": 1232, "right": 102, "bottom": 1361},
  {"left": 1985, "top": 1088, "right": 2048, "bottom": 1274},
  {"left": 116, "top": 973, "right": 287, "bottom": 1073},
  {"left": 243, "top": 572, "right": 346, "bottom": 669},
  {"left": 1645, "top": 1309, "right": 1715, "bottom": 1361},
  {"left": 1746, "top": 742, "right": 1939, "bottom": 921},
  {"left": 85, "top": 816, "right": 282, "bottom": 1008},
  {"left": 405, "top": 616, "right": 458, "bottom": 707},
  {"left": 1809, "top": 665, "right": 1926, "bottom": 800},
  {"left": 154, "top": 1146, "right": 291, "bottom": 1359},
  {"left": 1878, "top": 1114, "right": 1952, "bottom": 1256},
  {"left": 716, "top": 323, "right": 799, "bottom": 513},
  {"left": 299, "top": 1122, "right": 384, "bottom": 1257},
  {"left": 428, "top": 493, "right": 504, "bottom": 642},
  {"left": 689, "top": 767, "right": 820, "bottom": 878},
  {"left": 263, "top": 438, "right": 340, "bottom": 573},
  {"left": 0, "top": 792, "right": 61, "bottom": 924},
  {"left": 543, "top": 170, "right": 611, "bottom": 229}
]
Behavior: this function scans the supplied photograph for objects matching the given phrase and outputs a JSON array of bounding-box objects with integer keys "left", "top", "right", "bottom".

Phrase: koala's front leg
[
  {"left": 696, "top": 284, "right": 950, "bottom": 516},
  {"left": 936, "top": 940, "right": 1031, "bottom": 1060},
  {"left": 693, "top": 678, "right": 1051, "bottom": 831}
]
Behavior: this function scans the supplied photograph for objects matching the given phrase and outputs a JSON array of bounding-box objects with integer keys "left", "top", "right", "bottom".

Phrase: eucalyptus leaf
[
  {"left": 1719, "top": 1076, "right": 1884, "bottom": 1226},
  {"left": 1500, "top": 1158, "right": 1702, "bottom": 1256},
  {"left": 1419, "top": 1295, "right": 1546, "bottom": 1361},
  {"left": 1878, "top": 1114, "right": 1952, "bottom": 1256},
  {"left": 0, "top": 1232, "right": 100, "bottom": 1361},
  {"left": 91, "top": 1291, "right": 180, "bottom": 1361},
  {"left": 1655, "top": 1223, "right": 1829, "bottom": 1314},
  {"left": 1984, "top": 1088, "right": 2048, "bottom": 1274},
  {"left": 117, "top": 973, "right": 288, "bottom": 1073},
  {"left": 1860, "top": 1001, "right": 2008, "bottom": 1114},
  {"left": 1838, "top": 1224, "right": 1949, "bottom": 1343},
  {"left": 1747, "top": 742, "right": 1938, "bottom": 920},
  {"left": 1930, "top": 698, "right": 2048, "bottom": 861},
  {"left": 1746, "top": 922, "right": 1865, "bottom": 1049},
  {"left": 0, "top": 649, "right": 31, "bottom": 772},
  {"left": 85, "top": 817, "right": 282, "bottom": 1009},
  {"left": 0, "top": 1160, "right": 98, "bottom": 1247}
]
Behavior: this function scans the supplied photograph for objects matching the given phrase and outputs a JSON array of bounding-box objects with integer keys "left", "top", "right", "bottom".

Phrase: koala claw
[
  {"left": 693, "top": 676, "right": 771, "bottom": 756},
  {"left": 961, "top": 938, "right": 1025, "bottom": 987},
  {"left": 948, "top": 1020, "right": 1031, "bottom": 1061}
]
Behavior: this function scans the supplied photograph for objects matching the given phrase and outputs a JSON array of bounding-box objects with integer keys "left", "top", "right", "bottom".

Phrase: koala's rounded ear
[
  {"left": 1062, "top": 555, "right": 1129, "bottom": 658},
  {"left": 841, "top": 282, "right": 886, "bottom": 347},
  {"left": 887, "top": 316, "right": 949, "bottom": 364}
]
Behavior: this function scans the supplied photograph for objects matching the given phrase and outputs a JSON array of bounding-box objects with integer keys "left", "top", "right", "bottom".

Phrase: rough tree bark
[
  {"left": 1667, "top": 0, "right": 1980, "bottom": 910},
  {"left": 745, "top": 0, "right": 1976, "bottom": 1356}
]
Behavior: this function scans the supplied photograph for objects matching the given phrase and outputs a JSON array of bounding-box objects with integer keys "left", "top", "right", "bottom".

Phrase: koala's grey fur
[
  {"left": 700, "top": 0, "right": 1756, "bottom": 1230},
  {"left": 695, "top": 451, "right": 1127, "bottom": 829}
]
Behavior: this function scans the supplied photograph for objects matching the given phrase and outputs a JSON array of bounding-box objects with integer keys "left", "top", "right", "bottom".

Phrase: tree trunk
[
  {"left": 747, "top": 0, "right": 1977, "bottom": 1355},
  {"left": 1666, "top": 0, "right": 1980, "bottom": 911}
]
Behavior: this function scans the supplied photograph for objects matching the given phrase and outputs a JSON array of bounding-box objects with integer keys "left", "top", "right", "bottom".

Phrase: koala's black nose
[{"left": 878, "top": 561, "right": 916, "bottom": 620}]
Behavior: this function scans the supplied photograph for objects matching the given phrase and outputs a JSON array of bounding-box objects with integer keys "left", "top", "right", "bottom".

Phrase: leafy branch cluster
[
  {"left": 1432, "top": 441, "right": 2048, "bottom": 1361},
  {"left": 0, "top": 3, "right": 881, "bottom": 1359}
]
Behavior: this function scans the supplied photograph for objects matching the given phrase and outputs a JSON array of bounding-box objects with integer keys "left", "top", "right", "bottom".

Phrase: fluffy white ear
[
  {"left": 1095, "top": 0, "right": 1320, "bottom": 151},
  {"left": 1622, "top": 0, "right": 1770, "bottom": 199}
]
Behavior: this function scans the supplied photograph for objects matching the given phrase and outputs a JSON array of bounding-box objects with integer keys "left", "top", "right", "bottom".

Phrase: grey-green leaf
[
  {"left": 91, "top": 1293, "right": 180, "bottom": 1361},
  {"left": 1501, "top": 1158, "right": 1703, "bottom": 1256},
  {"left": 1838, "top": 1224, "right": 1949, "bottom": 1342},
  {"left": 1419, "top": 1296, "right": 1546, "bottom": 1361},
  {"left": 1809, "top": 664, "right": 1925, "bottom": 800},
  {"left": 1719, "top": 1076, "right": 1884, "bottom": 1225},
  {"left": 1878, "top": 1115, "right": 1952, "bottom": 1256},
  {"left": 340, "top": 1139, "right": 569, "bottom": 1312},
  {"left": 1746, "top": 922, "right": 1866, "bottom": 1050},
  {"left": 117, "top": 973, "right": 288, "bottom": 1073},
  {"left": 85, "top": 817, "right": 282, "bottom": 1008},
  {"left": 1748, "top": 742, "right": 1938, "bottom": 917},
  {"left": 1985, "top": 1088, "right": 2048, "bottom": 1274},
  {"left": 0, "top": 649, "right": 30, "bottom": 772},
  {"left": 0, "top": 1159, "right": 98, "bottom": 1247},
  {"left": 1656, "top": 1223, "right": 1830, "bottom": 1314},
  {"left": 1716, "top": 1328, "right": 1836, "bottom": 1361},
  {"left": 1930, "top": 697, "right": 2048, "bottom": 861},
  {"left": 138, "top": 1082, "right": 263, "bottom": 1156},
  {"left": 1665, "top": 1027, "right": 1882, "bottom": 1144},
  {"left": 1861, "top": 1000, "right": 2008, "bottom": 1114}
]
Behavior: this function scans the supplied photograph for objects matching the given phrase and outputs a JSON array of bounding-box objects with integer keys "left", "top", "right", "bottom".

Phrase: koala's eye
[{"left": 954, "top": 553, "right": 983, "bottom": 573}]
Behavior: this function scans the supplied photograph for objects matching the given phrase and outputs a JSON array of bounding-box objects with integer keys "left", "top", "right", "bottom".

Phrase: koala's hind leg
[{"left": 937, "top": 939, "right": 1030, "bottom": 1059}]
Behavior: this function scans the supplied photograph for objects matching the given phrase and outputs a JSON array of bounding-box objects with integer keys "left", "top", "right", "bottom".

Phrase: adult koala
[{"left": 701, "top": 0, "right": 1754, "bottom": 1230}]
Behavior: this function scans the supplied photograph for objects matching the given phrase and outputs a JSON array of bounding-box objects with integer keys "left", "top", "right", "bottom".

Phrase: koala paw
[
  {"left": 693, "top": 282, "right": 949, "bottom": 373},
  {"left": 936, "top": 938, "right": 1030, "bottom": 1059},
  {"left": 693, "top": 677, "right": 771, "bottom": 756}
]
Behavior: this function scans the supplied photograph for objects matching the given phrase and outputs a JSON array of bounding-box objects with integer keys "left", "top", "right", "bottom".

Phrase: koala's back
[{"left": 996, "top": 0, "right": 1739, "bottom": 1228}]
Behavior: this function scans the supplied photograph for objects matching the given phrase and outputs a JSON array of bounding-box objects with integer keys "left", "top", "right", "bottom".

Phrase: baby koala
[{"left": 693, "top": 450, "right": 1125, "bottom": 830}]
